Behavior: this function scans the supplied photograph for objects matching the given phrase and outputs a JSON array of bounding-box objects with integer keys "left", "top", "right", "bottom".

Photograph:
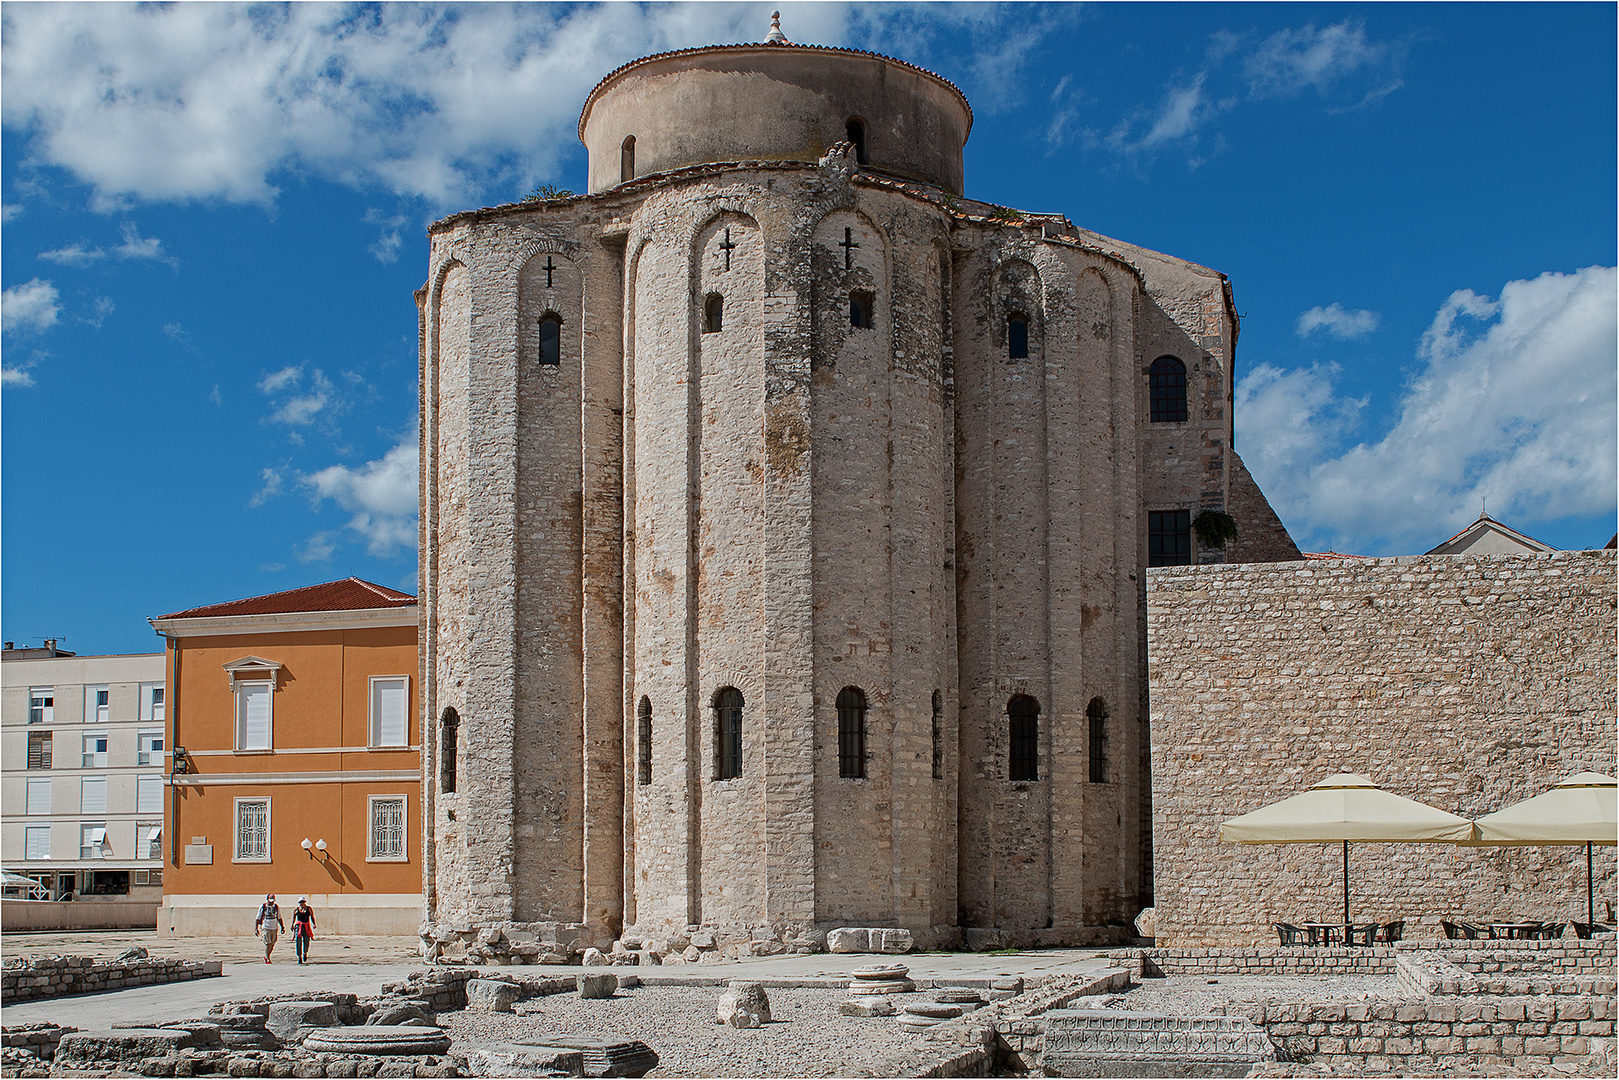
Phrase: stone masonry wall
[
  {"left": 1, "top": 955, "right": 221, "bottom": 1003},
  {"left": 1148, "top": 551, "right": 1617, "bottom": 947}
]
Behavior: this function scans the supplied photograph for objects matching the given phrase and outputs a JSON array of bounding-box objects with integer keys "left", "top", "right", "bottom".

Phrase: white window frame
[
  {"left": 140, "top": 683, "right": 165, "bottom": 723},
  {"left": 26, "top": 778, "right": 51, "bottom": 815},
  {"left": 234, "top": 681, "right": 274, "bottom": 752},
  {"left": 80, "top": 776, "right": 108, "bottom": 815},
  {"left": 367, "top": 795, "right": 408, "bottom": 861},
  {"left": 138, "top": 822, "right": 163, "bottom": 860},
  {"left": 81, "top": 731, "right": 109, "bottom": 768},
  {"left": 25, "top": 825, "right": 51, "bottom": 860},
  {"left": 137, "top": 728, "right": 164, "bottom": 767},
  {"left": 28, "top": 687, "right": 54, "bottom": 725},
  {"left": 136, "top": 774, "right": 164, "bottom": 814},
  {"left": 233, "top": 798, "right": 271, "bottom": 862},
  {"left": 86, "top": 685, "right": 109, "bottom": 725},
  {"left": 368, "top": 676, "right": 411, "bottom": 748},
  {"left": 81, "top": 823, "right": 108, "bottom": 860}
]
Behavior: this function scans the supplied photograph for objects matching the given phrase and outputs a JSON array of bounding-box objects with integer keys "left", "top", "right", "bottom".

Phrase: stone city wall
[
  {"left": 1, "top": 955, "right": 221, "bottom": 1003},
  {"left": 1147, "top": 550, "right": 1617, "bottom": 947}
]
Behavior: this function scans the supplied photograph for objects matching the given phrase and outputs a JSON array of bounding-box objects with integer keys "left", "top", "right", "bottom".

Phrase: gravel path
[
  {"left": 442, "top": 985, "right": 928, "bottom": 1077},
  {"left": 1108, "top": 974, "right": 1403, "bottom": 1016}
]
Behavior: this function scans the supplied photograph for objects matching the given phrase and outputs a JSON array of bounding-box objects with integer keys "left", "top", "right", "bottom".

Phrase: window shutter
[
  {"left": 81, "top": 777, "right": 107, "bottom": 814},
  {"left": 28, "top": 733, "right": 51, "bottom": 769},
  {"left": 374, "top": 680, "right": 407, "bottom": 746},
  {"left": 26, "top": 827, "right": 50, "bottom": 860},
  {"left": 241, "top": 684, "right": 271, "bottom": 749},
  {"left": 26, "top": 779, "right": 51, "bottom": 815},
  {"left": 137, "top": 776, "right": 163, "bottom": 814},
  {"left": 371, "top": 798, "right": 405, "bottom": 858},
  {"left": 237, "top": 800, "right": 268, "bottom": 858}
]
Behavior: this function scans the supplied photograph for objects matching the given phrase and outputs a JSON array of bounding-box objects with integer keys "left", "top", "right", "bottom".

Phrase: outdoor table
[
  {"left": 1489, "top": 922, "right": 1540, "bottom": 939},
  {"left": 1303, "top": 922, "right": 1346, "bottom": 945}
]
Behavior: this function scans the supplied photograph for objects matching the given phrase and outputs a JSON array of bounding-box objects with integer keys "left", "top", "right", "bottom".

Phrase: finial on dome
[{"left": 766, "top": 11, "right": 788, "bottom": 44}]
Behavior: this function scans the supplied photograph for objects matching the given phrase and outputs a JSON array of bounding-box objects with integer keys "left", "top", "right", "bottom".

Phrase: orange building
[{"left": 149, "top": 579, "right": 421, "bottom": 936}]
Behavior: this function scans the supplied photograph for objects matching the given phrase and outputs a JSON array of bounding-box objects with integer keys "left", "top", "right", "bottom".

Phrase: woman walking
[{"left": 292, "top": 896, "right": 317, "bottom": 965}]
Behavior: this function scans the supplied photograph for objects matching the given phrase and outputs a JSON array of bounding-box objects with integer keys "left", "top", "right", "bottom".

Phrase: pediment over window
[{"left": 222, "top": 656, "right": 283, "bottom": 682}]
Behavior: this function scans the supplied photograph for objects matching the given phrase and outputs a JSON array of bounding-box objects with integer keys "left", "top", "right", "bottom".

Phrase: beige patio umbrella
[
  {"left": 1221, "top": 773, "right": 1476, "bottom": 926},
  {"left": 1471, "top": 772, "right": 1617, "bottom": 924}
]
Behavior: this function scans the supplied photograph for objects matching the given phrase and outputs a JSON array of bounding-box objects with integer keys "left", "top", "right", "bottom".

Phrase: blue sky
[{"left": 3, "top": 2, "right": 1615, "bottom": 655}]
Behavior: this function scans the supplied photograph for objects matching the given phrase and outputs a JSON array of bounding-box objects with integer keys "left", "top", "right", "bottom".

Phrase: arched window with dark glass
[
  {"left": 439, "top": 708, "right": 459, "bottom": 794},
  {"left": 837, "top": 687, "right": 867, "bottom": 779},
  {"left": 845, "top": 117, "right": 868, "bottom": 164},
  {"left": 1008, "top": 313, "right": 1029, "bottom": 359},
  {"left": 1008, "top": 694, "right": 1039, "bottom": 781},
  {"left": 704, "top": 293, "right": 724, "bottom": 334},
  {"left": 636, "top": 697, "right": 652, "bottom": 786},
  {"left": 714, "top": 687, "right": 743, "bottom": 780},
  {"left": 931, "top": 690, "right": 943, "bottom": 780},
  {"left": 849, "top": 290, "right": 874, "bottom": 329},
  {"left": 621, "top": 135, "right": 636, "bottom": 183},
  {"left": 1087, "top": 697, "right": 1108, "bottom": 784},
  {"left": 1149, "top": 355, "right": 1188, "bottom": 422},
  {"left": 538, "top": 314, "right": 562, "bottom": 366}
]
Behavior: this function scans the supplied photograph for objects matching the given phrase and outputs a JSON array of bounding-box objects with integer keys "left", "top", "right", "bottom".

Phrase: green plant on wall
[
  {"left": 1193, "top": 510, "right": 1239, "bottom": 549},
  {"left": 521, "top": 184, "right": 576, "bottom": 202}
]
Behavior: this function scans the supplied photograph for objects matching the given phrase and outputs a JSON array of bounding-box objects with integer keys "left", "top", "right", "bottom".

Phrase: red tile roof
[{"left": 159, "top": 578, "right": 416, "bottom": 620}]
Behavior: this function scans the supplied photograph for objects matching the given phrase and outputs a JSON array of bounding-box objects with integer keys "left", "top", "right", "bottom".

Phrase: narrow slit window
[
  {"left": 837, "top": 687, "right": 868, "bottom": 779},
  {"left": 621, "top": 135, "right": 636, "bottom": 183},
  {"left": 849, "top": 290, "right": 874, "bottom": 328},
  {"left": 1008, "top": 314, "right": 1029, "bottom": 359},
  {"left": 1087, "top": 697, "right": 1109, "bottom": 784},
  {"left": 636, "top": 697, "right": 653, "bottom": 786},
  {"left": 539, "top": 314, "right": 562, "bottom": 366},
  {"left": 1008, "top": 694, "right": 1039, "bottom": 781},
  {"left": 704, "top": 293, "right": 724, "bottom": 334},
  {"left": 439, "top": 708, "right": 459, "bottom": 794},
  {"left": 1149, "top": 355, "right": 1188, "bottom": 422},
  {"left": 714, "top": 687, "right": 743, "bottom": 780},
  {"left": 845, "top": 117, "right": 868, "bottom": 164},
  {"left": 931, "top": 690, "right": 943, "bottom": 780}
]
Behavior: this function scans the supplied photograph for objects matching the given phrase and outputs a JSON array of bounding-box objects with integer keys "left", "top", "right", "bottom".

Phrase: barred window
[
  {"left": 1148, "top": 509, "right": 1192, "bottom": 567},
  {"left": 235, "top": 799, "right": 269, "bottom": 861},
  {"left": 369, "top": 797, "right": 406, "bottom": 861},
  {"left": 1149, "top": 355, "right": 1188, "bottom": 422},
  {"left": 1087, "top": 697, "right": 1109, "bottom": 784},
  {"left": 837, "top": 687, "right": 867, "bottom": 779},
  {"left": 1008, "top": 695, "right": 1039, "bottom": 781},
  {"left": 714, "top": 687, "right": 743, "bottom": 780},
  {"left": 636, "top": 697, "right": 653, "bottom": 785},
  {"left": 931, "top": 690, "right": 943, "bottom": 781},
  {"left": 27, "top": 731, "right": 52, "bottom": 769},
  {"left": 439, "top": 708, "right": 459, "bottom": 794}
]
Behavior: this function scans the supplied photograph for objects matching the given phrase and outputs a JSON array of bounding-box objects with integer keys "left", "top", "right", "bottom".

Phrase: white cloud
[
  {"left": 1244, "top": 21, "right": 1402, "bottom": 104},
  {"left": 1296, "top": 303, "right": 1380, "bottom": 340},
  {"left": 257, "top": 365, "right": 303, "bottom": 395},
  {"left": 2, "top": 278, "right": 61, "bottom": 334},
  {"left": 299, "top": 531, "right": 339, "bottom": 564},
  {"left": 39, "top": 243, "right": 105, "bottom": 266},
  {"left": 2, "top": 364, "right": 37, "bottom": 387},
  {"left": 304, "top": 437, "right": 419, "bottom": 556},
  {"left": 79, "top": 296, "right": 116, "bottom": 329},
  {"left": 1, "top": 203, "right": 19, "bottom": 223},
  {"left": 1238, "top": 266, "right": 1619, "bottom": 553},
  {"left": 258, "top": 364, "right": 337, "bottom": 427},
  {"left": 250, "top": 467, "right": 284, "bottom": 508},
  {"left": 39, "top": 223, "right": 176, "bottom": 267}
]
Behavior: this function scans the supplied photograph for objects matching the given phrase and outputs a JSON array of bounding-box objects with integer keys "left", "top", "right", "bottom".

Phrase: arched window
[
  {"left": 849, "top": 290, "right": 874, "bottom": 329},
  {"left": 1149, "top": 355, "right": 1188, "bottom": 422},
  {"left": 439, "top": 708, "right": 459, "bottom": 794},
  {"left": 621, "top": 135, "right": 636, "bottom": 183},
  {"left": 931, "top": 690, "right": 943, "bottom": 780},
  {"left": 837, "top": 687, "right": 867, "bottom": 779},
  {"left": 704, "top": 293, "right": 724, "bottom": 334},
  {"left": 1087, "top": 697, "right": 1109, "bottom": 784},
  {"left": 538, "top": 314, "right": 562, "bottom": 367},
  {"left": 845, "top": 117, "right": 868, "bottom": 164},
  {"left": 1008, "top": 313, "right": 1029, "bottom": 359},
  {"left": 714, "top": 687, "right": 743, "bottom": 780},
  {"left": 636, "top": 697, "right": 652, "bottom": 786},
  {"left": 1008, "top": 695, "right": 1039, "bottom": 781}
]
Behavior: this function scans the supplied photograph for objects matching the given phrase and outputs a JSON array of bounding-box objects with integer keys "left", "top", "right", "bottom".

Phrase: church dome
[{"left": 578, "top": 19, "right": 972, "bottom": 195}]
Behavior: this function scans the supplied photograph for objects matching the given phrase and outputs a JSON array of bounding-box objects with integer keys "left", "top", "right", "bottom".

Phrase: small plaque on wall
[{"left": 183, "top": 844, "right": 213, "bottom": 865}]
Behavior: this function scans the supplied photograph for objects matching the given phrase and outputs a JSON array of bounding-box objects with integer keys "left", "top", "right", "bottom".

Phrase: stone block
[
  {"left": 466, "top": 980, "right": 520, "bottom": 1013},
  {"left": 840, "top": 998, "right": 897, "bottom": 1017},
  {"left": 466, "top": 1045, "right": 586, "bottom": 1077},
  {"left": 265, "top": 1002, "right": 338, "bottom": 1047},
  {"left": 825, "top": 928, "right": 869, "bottom": 953},
  {"left": 717, "top": 981, "right": 771, "bottom": 1028},
  {"left": 576, "top": 974, "right": 618, "bottom": 1000}
]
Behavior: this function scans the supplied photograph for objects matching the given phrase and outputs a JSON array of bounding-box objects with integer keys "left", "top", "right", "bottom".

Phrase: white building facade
[{"left": 1, "top": 649, "right": 167, "bottom": 908}]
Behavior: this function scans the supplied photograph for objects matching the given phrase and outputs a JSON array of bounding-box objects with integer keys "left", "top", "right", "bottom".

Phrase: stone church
[{"left": 417, "top": 20, "right": 1299, "bottom": 953}]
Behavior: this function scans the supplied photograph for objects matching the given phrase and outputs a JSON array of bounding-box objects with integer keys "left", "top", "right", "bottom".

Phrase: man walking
[{"left": 255, "top": 893, "right": 285, "bottom": 963}]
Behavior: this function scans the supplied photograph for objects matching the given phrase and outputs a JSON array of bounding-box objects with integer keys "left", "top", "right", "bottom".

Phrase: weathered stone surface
[
  {"left": 466, "top": 1044, "right": 586, "bottom": 1077},
  {"left": 264, "top": 1002, "right": 337, "bottom": 1047},
  {"left": 576, "top": 973, "right": 619, "bottom": 1000},
  {"left": 847, "top": 979, "right": 915, "bottom": 995},
  {"left": 529, "top": 1036, "right": 659, "bottom": 1078},
  {"left": 367, "top": 1003, "right": 437, "bottom": 1028},
  {"left": 466, "top": 979, "right": 520, "bottom": 1013},
  {"left": 1041, "top": 1009, "right": 1275, "bottom": 1078},
  {"left": 933, "top": 987, "right": 984, "bottom": 1008},
  {"left": 54, "top": 1029, "right": 192, "bottom": 1068},
  {"left": 850, "top": 962, "right": 909, "bottom": 980},
  {"left": 902, "top": 1001, "right": 963, "bottom": 1020},
  {"left": 1135, "top": 907, "right": 1156, "bottom": 938},
  {"left": 300, "top": 1026, "right": 452, "bottom": 1056},
  {"left": 580, "top": 948, "right": 608, "bottom": 967},
  {"left": 840, "top": 998, "right": 898, "bottom": 1017},
  {"left": 717, "top": 981, "right": 771, "bottom": 1028}
]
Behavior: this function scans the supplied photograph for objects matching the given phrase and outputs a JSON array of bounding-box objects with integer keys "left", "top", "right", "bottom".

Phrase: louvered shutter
[
  {"left": 239, "top": 684, "right": 271, "bottom": 749},
  {"left": 25, "top": 827, "right": 50, "bottom": 860},
  {"left": 26, "top": 779, "right": 51, "bottom": 815},
  {"left": 81, "top": 777, "right": 107, "bottom": 814},
  {"left": 137, "top": 776, "right": 163, "bottom": 813},
  {"left": 373, "top": 679, "right": 407, "bottom": 746}
]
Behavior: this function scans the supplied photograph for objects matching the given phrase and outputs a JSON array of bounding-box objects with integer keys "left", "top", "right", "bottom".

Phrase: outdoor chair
[
  {"left": 1275, "top": 922, "right": 1314, "bottom": 946},
  {"left": 1573, "top": 922, "right": 1613, "bottom": 939},
  {"left": 1441, "top": 919, "right": 1462, "bottom": 939},
  {"left": 1456, "top": 921, "right": 1485, "bottom": 939},
  {"left": 1535, "top": 922, "right": 1566, "bottom": 940},
  {"left": 1344, "top": 923, "right": 1378, "bottom": 946},
  {"left": 1377, "top": 920, "right": 1404, "bottom": 943}
]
